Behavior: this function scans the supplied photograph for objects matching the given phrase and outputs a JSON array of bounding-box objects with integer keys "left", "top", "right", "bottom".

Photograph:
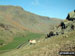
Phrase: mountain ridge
[{"left": 0, "top": 5, "right": 62, "bottom": 33}]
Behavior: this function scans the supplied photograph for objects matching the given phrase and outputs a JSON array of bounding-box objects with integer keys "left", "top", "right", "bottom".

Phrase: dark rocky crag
[
  {"left": 46, "top": 10, "right": 75, "bottom": 38},
  {"left": 66, "top": 10, "right": 75, "bottom": 21}
]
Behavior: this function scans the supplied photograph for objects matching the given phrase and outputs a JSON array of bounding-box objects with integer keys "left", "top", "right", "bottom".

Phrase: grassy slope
[
  {"left": 0, "top": 32, "right": 43, "bottom": 53},
  {"left": 0, "top": 6, "right": 75, "bottom": 56},
  {"left": 0, "top": 31, "right": 75, "bottom": 56},
  {"left": 0, "top": 5, "right": 61, "bottom": 33},
  {"left": 0, "top": 5, "right": 61, "bottom": 48}
]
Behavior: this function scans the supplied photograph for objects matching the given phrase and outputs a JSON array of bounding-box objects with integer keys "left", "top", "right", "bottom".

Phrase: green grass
[
  {"left": 0, "top": 40, "right": 4, "bottom": 44},
  {"left": 0, "top": 31, "right": 75, "bottom": 56},
  {"left": 0, "top": 33, "right": 42, "bottom": 51},
  {"left": 0, "top": 40, "right": 4, "bottom": 43}
]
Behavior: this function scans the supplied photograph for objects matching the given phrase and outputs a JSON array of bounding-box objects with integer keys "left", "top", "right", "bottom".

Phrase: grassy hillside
[
  {"left": 0, "top": 31, "right": 75, "bottom": 56},
  {"left": 0, "top": 5, "right": 61, "bottom": 33},
  {"left": 0, "top": 5, "right": 61, "bottom": 48},
  {"left": 0, "top": 32, "right": 42, "bottom": 52},
  {"left": 1, "top": 5, "right": 75, "bottom": 56},
  {"left": 0, "top": 5, "right": 60, "bottom": 54}
]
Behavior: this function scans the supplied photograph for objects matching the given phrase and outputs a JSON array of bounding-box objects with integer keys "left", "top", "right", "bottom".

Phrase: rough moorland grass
[{"left": 0, "top": 33, "right": 42, "bottom": 51}]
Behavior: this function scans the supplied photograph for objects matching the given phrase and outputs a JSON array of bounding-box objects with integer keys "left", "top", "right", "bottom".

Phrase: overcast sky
[{"left": 0, "top": 0, "right": 75, "bottom": 19}]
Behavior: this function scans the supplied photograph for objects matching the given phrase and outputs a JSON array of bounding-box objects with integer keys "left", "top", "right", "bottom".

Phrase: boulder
[{"left": 66, "top": 10, "right": 75, "bottom": 21}]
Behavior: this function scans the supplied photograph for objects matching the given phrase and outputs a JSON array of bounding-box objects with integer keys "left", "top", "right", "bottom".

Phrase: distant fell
[{"left": 0, "top": 5, "right": 62, "bottom": 33}]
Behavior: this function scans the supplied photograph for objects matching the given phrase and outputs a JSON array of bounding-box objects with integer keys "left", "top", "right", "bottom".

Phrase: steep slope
[
  {"left": 0, "top": 5, "right": 61, "bottom": 44},
  {"left": 0, "top": 5, "right": 61, "bottom": 33}
]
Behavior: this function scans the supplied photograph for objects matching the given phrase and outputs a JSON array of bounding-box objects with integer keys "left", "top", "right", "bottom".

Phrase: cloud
[{"left": 32, "top": 0, "right": 39, "bottom": 6}]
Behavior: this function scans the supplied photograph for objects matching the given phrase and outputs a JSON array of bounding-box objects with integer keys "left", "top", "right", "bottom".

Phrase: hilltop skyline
[{"left": 0, "top": 0, "right": 75, "bottom": 19}]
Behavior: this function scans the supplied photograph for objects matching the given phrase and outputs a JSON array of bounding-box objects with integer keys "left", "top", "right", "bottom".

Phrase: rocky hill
[{"left": 46, "top": 10, "right": 75, "bottom": 39}]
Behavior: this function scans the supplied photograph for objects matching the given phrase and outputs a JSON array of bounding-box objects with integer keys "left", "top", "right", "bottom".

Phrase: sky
[{"left": 0, "top": 0, "right": 75, "bottom": 19}]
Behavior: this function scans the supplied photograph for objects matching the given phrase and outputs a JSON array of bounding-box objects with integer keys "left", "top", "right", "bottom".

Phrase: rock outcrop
[
  {"left": 46, "top": 10, "right": 75, "bottom": 38},
  {"left": 66, "top": 10, "right": 75, "bottom": 21}
]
